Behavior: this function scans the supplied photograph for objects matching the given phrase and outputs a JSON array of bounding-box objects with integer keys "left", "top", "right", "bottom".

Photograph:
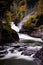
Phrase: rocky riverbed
[{"left": 0, "top": 42, "right": 43, "bottom": 65}]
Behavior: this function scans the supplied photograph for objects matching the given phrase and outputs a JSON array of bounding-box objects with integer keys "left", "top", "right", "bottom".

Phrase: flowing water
[
  {"left": 0, "top": 14, "right": 43, "bottom": 65},
  {"left": 18, "top": 11, "right": 34, "bottom": 30}
]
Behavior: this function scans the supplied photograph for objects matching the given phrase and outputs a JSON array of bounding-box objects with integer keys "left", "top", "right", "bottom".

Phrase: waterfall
[
  {"left": 10, "top": 8, "right": 43, "bottom": 43},
  {"left": 18, "top": 11, "right": 34, "bottom": 30},
  {"left": 10, "top": 11, "right": 34, "bottom": 32},
  {"left": 0, "top": 46, "right": 42, "bottom": 61},
  {"left": 10, "top": 22, "right": 43, "bottom": 42},
  {"left": 10, "top": 22, "right": 20, "bottom": 32}
]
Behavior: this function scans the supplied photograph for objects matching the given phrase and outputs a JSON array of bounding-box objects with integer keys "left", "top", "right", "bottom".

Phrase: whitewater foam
[
  {"left": 0, "top": 46, "right": 42, "bottom": 61},
  {"left": 18, "top": 33, "right": 43, "bottom": 42}
]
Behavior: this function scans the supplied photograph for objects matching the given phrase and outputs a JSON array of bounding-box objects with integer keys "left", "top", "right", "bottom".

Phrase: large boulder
[
  {"left": 0, "top": 23, "right": 19, "bottom": 45},
  {"left": 30, "top": 27, "right": 43, "bottom": 39},
  {"left": 34, "top": 47, "right": 43, "bottom": 65}
]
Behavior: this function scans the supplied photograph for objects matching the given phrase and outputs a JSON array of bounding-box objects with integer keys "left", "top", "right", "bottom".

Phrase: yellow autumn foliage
[
  {"left": 35, "top": 0, "right": 43, "bottom": 15},
  {"left": 19, "top": 0, "right": 26, "bottom": 12},
  {"left": 4, "top": 11, "right": 12, "bottom": 23},
  {"left": 19, "top": 5, "right": 26, "bottom": 12},
  {"left": 23, "top": 15, "right": 36, "bottom": 27}
]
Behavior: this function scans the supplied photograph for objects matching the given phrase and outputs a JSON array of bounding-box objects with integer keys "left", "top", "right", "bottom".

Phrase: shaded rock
[
  {"left": 9, "top": 48, "right": 14, "bottom": 53},
  {"left": 34, "top": 58, "right": 41, "bottom": 65},
  {"left": 0, "top": 46, "right": 8, "bottom": 58},
  {"left": 21, "top": 50, "right": 36, "bottom": 56},
  {"left": 2, "top": 28, "right": 19, "bottom": 44},
  {"left": 34, "top": 47, "right": 43, "bottom": 61},
  {"left": 18, "top": 46, "right": 27, "bottom": 51},
  {"left": 30, "top": 28, "right": 43, "bottom": 38},
  {"left": 19, "top": 25, "right": 35, "bottom": 35},
  {"left": 35, "top": 14, "right": 43, "bottom": 27},
  {"left": 0, "top": 23, "right": 19, "bottom": 45},
  {"left": 34, "top": 47, "right": 43, "bottom": 65}
]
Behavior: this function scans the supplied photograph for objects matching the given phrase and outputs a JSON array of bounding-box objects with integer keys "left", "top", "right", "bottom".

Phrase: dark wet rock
[
  {"left": 9, "top": 48, "right": 14, "bottom": 53},
  {"left": 34, "top": 58, "right": 41, "bottom": 65},
  {"left": 18, "top": 47, "right": 24, "bottom": 51},
  {"left": 41, "top": 35, "right": 43, "bottom": 40},
  {"left": 34, "top": 47, "right": 43, "bottom": 60},
  {"left": 34, "top": 47, "right": 43, "bottom": 65},
  {"left": 18, "top": 46, "right": 27, "bottom": 51},
  {"left": 14, "top": 45, "right": 20, "bottom": 48},
  {"left": 0, "top": 23, "right": 19, "bottom": 45},
  {"left": 21, "top": 50, "right": 36, "bottom": 56},
  {"left": 0, "top": 48, "right": 8, "bottom": 58},
  {"left": 2, "top": 28, "right": 19, "bottom": 44}
]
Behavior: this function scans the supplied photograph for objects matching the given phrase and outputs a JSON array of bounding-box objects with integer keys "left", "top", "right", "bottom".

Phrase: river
[
  {"left": 0, "top": 38, "right": 43, "bottom": 65},
  {"left": 0, "top": 16, "right": 43, "bottom": 65}
]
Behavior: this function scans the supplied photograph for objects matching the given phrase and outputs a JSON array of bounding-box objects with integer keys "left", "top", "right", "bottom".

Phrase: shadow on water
[{"left": 0, "top": 59, "right": 36, "bottom": 65}]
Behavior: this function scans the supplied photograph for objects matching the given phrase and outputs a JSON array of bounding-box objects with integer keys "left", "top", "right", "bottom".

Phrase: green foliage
[
  {"left": 10, "top": 0, "right": 26, "bottom": 24},
  {"left": 23, "top": 13, "right": 43, "bottom": 33},
  {"left": 3, "top": 23, "right": 11, "bottom": 32},
  {"left": 4, "top": 11, "right": 12, "bottom": 23},
  {"left": 23, "top": 15, "right": 36, "bottom": 27}
]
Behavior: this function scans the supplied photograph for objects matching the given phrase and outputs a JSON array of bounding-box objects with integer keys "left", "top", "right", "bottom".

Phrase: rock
[
  {"left": 18, "top": 46, "right": 27, "bottom": 51},
  {"left": 9, "top": 48, "right": 14, "bottom": 53},
  {"left": 34, "top": 47, "right": 43, "bottom": 60},
  {"left": 30, "top": 28, "right": 43, "bottom": 38},
  {"left": 35, "top": 14, "right": 43, "bottom": 27},
  {"left": 34, "top": 58, "right": 41, "bottom": 65},
  {"left": 34, "top": 47, "right": 43, "bottom": 65},
  {"left": 19, "top": 25, "right": 35, "bottom": 35},
  {"left": 0, "top": 23, "right": 19, "bottom": 45},
  {"left": 2, "top": 28, "right": 19, "bottom": 44},
  {"left": 21, "top": 50, "right": 36, "bottom": 56},
  {"left": 0, "top": 46, "right": 8, "bottom": 58}
]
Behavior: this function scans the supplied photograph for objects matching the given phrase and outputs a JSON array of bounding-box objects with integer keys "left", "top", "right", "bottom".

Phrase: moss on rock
[{"left": 0, "top": 23, "right": 19, "bottom": 45}]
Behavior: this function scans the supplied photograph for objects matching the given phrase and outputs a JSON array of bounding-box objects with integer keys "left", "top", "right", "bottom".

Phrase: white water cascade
[
  {"left": 10, "top": 22, "right": 43, "bottom": 43},
  {"left": 18, "top": 11, "right": 34, "bottom": 30},
  {"left": 0, "top": 14, "right": 43, "bottom": 65},
  {"left": 10, "top": 22, "right": 20, "bottom": 32},
  {"left": 10, "top": 11, "right": 34, "bottom": 32},
  {"left": 0, "top": 46, "right": 42, "bottom": 61}
]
